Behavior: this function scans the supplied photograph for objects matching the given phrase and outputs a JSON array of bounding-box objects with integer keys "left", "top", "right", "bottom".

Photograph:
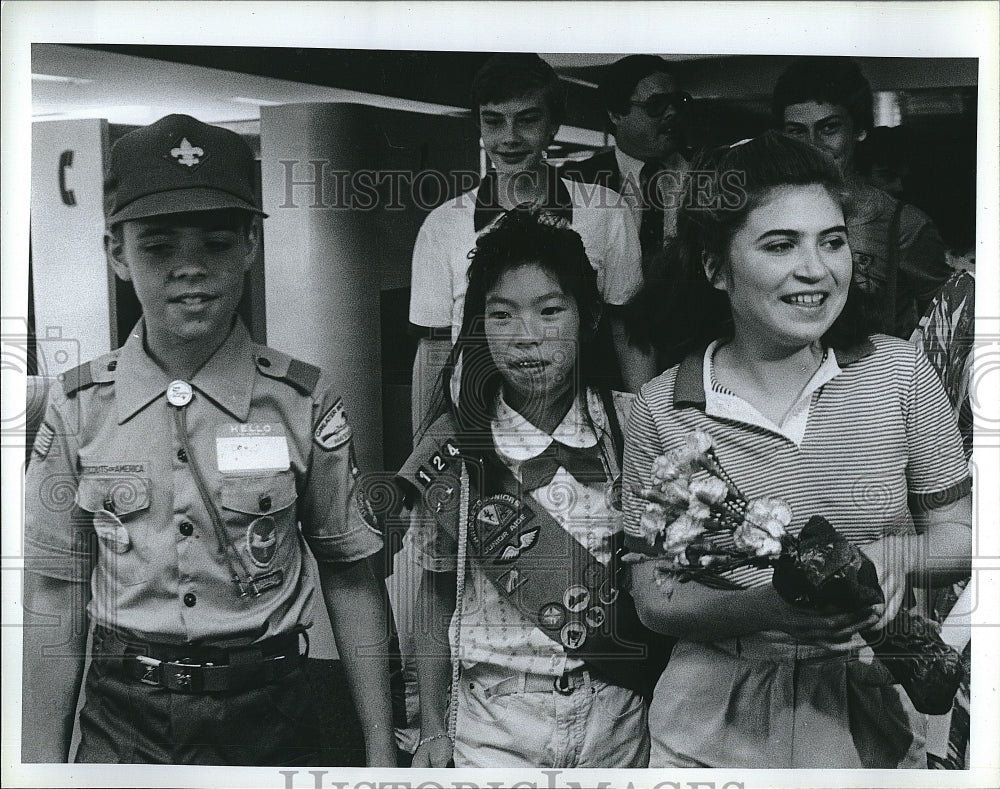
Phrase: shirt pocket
[
  {"left": 76, "top": 475, "right": 153, "bottom": 587},
  {"left": 220, "top": 471, "right": 300, "bottom": 576}
]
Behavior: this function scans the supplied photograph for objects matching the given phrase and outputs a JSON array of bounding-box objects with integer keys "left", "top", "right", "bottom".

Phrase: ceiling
[{"left": 32, "top": 44, "right": 978, "bottom": 146}]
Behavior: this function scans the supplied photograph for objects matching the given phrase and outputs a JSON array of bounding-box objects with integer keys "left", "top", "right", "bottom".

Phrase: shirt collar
[
  {"left": 615, "top": 147, "right": 646, "bottom": 188},
  {"left": 702, "top": 340, "right": 843, "bottom": 445},
  {"left": 615, "top": 147, "right": 688, "bottom": 184},
  {"left": 115, "top": 319, "right": 256, "bottom": 424},
  {"left": 672, "top": 338, "right": 877, "bottom": 408},
  {"left": 492, "top": 391, "right": 596, "bottom": 463},
  {"left": 473, "top": 164, "right": 573, "bottom": 232}
]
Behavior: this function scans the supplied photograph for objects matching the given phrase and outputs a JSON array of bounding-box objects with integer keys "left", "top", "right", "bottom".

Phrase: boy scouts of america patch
[
  {"left": 33, "top": 421, "right": 55, "bottom": 459},
  {"left": 314, "top": 398, "right": 351, "bottom": 450}
]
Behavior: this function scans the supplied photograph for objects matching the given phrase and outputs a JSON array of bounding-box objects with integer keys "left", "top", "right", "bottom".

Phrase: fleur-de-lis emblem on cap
[{"left": 170, "top": 138, "right": 204, "bottom": 167}]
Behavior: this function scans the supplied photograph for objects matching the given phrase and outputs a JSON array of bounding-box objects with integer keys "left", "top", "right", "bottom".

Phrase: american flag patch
[{"left": 33, "top": 421, "right": 55, "bottom": 459}]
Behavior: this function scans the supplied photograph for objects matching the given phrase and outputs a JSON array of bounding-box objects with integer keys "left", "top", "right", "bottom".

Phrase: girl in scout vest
[{"left": 400, "top": 208, "right": 664, "bottom": 769}]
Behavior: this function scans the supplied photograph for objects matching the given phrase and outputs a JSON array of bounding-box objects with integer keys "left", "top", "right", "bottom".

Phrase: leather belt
[
  {"left": 92, "top": 626, "right": 306, "bottom": 693},
  {"left": 124, "top": 653, "right": 299, "bottom": 693}
]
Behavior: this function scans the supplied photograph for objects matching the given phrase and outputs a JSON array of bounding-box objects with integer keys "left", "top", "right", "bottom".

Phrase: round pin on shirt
[{"left": 167, "top": 380, "right": 193, "bottom": 407}]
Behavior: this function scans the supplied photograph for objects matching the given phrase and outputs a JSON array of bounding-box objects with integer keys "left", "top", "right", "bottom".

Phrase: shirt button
[
  {"left": 258, "top": 495, "right": 271, "bottom": 512},
  {"left": 177, "top": 448, "right": 188, "bottom": 463},
  {"left": 183, "top": 592, "right": 197, "bottom": 607},
  {"left": 258, "top": 356, "right": 271, "bottom": 368},
  {"left": 179, "top": 522, "right": 194, "bottom": 537},
  {"left": 107, "top": 359, "right": 117, "bottom": 371}
]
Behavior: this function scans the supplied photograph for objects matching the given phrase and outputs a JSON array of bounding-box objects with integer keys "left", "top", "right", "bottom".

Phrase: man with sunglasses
[
  {"left": 564, "top": 55, "right": 693, "bottom": 380},
  {"left": 564, "top": 55, "right": 692, "bottom": 265}
]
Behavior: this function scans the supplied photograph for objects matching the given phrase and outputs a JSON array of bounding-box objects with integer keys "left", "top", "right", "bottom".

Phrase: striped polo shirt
[{"left": 622, "top": 334, "right": 971, "bottom": 589}]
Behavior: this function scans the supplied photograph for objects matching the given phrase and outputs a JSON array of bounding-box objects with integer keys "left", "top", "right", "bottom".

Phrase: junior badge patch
[{"left": 314, "top": 398, "right": 352, "bottom": 451}]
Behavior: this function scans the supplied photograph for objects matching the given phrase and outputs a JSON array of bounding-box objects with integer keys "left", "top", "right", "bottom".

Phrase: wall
[{"left": 30, "top": 119, "right": 114, "bottom": 376}]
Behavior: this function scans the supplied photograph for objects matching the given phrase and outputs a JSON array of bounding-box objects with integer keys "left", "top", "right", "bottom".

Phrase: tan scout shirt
[{"left": 24, "top": 319, "right": 382, "bottom": 645}]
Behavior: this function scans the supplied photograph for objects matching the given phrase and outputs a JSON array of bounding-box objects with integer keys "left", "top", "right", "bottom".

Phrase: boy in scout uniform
[{"left": 21, "top": 114, "right": 396, "bottom": 765}]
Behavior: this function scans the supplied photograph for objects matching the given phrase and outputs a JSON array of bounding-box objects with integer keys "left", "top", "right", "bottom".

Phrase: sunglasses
[{"left": 630, "top": 91, "right": 693, "bottom": 118}]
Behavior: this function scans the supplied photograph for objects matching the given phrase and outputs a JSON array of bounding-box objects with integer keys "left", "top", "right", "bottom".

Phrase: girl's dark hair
[
  {"left": 647, "top": 131, "right": 877, "bottom": 365},
  {"left": 419, "top": 207, "right": 615, "bottom": 445}
]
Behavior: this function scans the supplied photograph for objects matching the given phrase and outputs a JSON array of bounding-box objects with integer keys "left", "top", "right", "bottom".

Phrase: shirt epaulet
[
  {"left": 61, "top": 353, "right": 118, "bottom": 397},
  {"left": 253, "top": 346, "right": 321, "bottom": 396}
]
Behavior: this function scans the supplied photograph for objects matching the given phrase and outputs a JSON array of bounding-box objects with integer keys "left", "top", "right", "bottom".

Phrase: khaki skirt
[{"left": 648, "top": 632, "right": 926, "bottom": 768}]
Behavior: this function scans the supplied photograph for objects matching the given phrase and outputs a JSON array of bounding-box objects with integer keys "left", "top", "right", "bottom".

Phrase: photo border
[{"left": 3, "top": 2, "right": 998, "bottom": 788}]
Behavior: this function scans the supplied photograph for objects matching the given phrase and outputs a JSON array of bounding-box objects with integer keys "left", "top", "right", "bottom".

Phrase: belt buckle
[
  {"left": 135, "top": 655, "right": 162, "bottom": 686},
  {"left": 165, "top": 659, "right": 202, "bottom": 692},
  {"left": 553, "top": 673, "right": 574, "bottom": 695}
]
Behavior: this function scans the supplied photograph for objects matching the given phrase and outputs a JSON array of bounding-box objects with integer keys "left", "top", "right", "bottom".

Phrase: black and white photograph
[{"left": 3, "top": 2, "right": 998, "bottom": 788}]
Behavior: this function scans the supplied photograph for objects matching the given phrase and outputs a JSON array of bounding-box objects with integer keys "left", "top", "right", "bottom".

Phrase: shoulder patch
[
  {"left": 314, "top": 398, "right": 352, "bottom": 450},
  {"left": 32, "top": 420, "right": 55, "bottom": 459},
  {"left": 60, "top": 361, "right": 96, "bottom": 397}
]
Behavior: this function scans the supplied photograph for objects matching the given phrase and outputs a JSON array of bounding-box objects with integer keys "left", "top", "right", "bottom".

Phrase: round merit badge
[
  {"left": 538, "top": 603, "right": 566, "bottom": 631},
  {"left": 584, "top": 606, "right": 606, "bottom": 629},
  {"left": 167, "top": 380, "right": 193, "bottom": 407},
  {"left": 560, "top": 621, "right": 587, "bottom": 650},
  {"left": 247, "top": 515, "right": 277, "bottom": 567},
  {"left": 563, "top": 585, "right": 590, "bottom": 613}
]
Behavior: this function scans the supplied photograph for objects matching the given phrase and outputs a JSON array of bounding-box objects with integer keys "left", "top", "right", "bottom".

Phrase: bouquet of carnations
[{"left": 624, "top": 429, "right": 962, "bottom": 715}]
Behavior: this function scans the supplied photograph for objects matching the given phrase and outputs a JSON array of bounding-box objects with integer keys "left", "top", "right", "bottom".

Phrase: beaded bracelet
[{"left": 417, "top": 733, "right": 453, "bottom": 750}]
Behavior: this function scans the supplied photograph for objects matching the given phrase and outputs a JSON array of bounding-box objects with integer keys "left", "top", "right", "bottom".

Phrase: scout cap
[{"left": 106, "top": 113, "right": 265, "bottom": 224}]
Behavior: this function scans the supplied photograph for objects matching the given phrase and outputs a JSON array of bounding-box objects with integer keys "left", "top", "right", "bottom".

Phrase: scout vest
[{"left": 399, "top": 391, "right": 671, "bottom": 698}]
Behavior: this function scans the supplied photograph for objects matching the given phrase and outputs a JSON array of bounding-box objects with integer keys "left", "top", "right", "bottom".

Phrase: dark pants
[{"left": 75, "top": 656, "right": 330, "bottom": 765}]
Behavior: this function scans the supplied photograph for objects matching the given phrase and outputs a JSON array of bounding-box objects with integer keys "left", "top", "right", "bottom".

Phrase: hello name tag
[{"left": 216, "top": 424, "right": 290, "bottom": 472}]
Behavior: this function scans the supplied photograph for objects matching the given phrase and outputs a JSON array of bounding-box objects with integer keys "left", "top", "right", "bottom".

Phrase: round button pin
[{"left": 167, "top": 380, "right": 193, "bottom": 407}]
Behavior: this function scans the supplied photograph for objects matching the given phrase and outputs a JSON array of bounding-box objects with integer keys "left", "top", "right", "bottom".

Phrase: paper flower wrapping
[{"left": 625, "top": 430, "right": 963, "bottom": 715}]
